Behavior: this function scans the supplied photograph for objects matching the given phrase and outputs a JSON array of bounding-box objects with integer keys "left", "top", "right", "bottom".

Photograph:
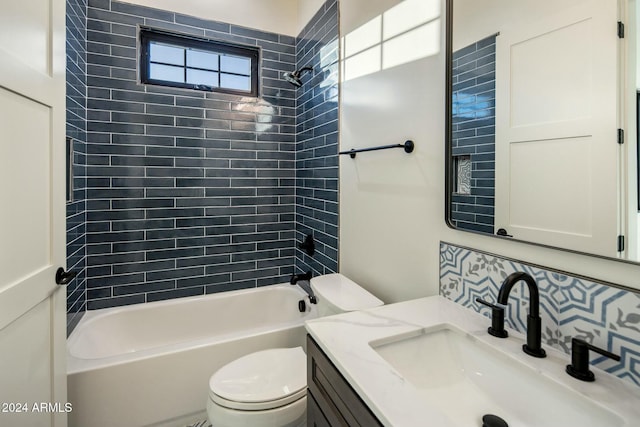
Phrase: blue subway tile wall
[
  {"left": 84, "top": 0, "right": 298, "bottom": 309},
  {"left": 439, "top": 242, "right": 640, "bottom": 387},
  {"left": 451, "top": 35, "right": 496, "bottom": 234},
  {"left": 66, "top": 0, "right": 88, "bottom": 333},
  {"left": 294, "top": 0, "right": 340, "bottom": 275}
]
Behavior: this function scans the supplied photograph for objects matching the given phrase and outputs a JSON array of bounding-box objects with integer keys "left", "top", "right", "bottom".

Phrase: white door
[
  {"left": 0, "top": 0, "right": 68, "bottom": 426},
  {"left": 494, "top": 0, "right": 620, "bottom": 257}
]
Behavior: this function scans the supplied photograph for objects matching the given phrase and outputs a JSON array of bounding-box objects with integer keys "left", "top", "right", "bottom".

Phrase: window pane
[
  {"left": 220, "top": 74, "right": 251, "bottom": 91},
  {"left": 187, "top": 69, "right": 218, "bottom": 86},
  {"left": 220, "top": 55, "right": 251, "bottom": 75},
  {"left": 187, "top": 49, "right": 218, "bottom": 70},
  {"left": 150, "top": 63, "right": 184, "bottom": 83},
  {"left": 141, "top": 29, "right": 258, "bottom": 95},
  {"left": 150, "top": 42, "right": 184, "bottom": 66}
]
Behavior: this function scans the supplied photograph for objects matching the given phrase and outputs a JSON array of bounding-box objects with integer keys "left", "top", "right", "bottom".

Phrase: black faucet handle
[
  {"left": 566, "top": 338, "right": 621, "bottom": 382},
  {"left": 475, "top": 297, "right": 501, "bottom": 310},
  {"left": 475, "top": 298, "right": 508, "bottom": 338},
  {"left": 298, "top": 234, "right": 315, "bottom": 256}
]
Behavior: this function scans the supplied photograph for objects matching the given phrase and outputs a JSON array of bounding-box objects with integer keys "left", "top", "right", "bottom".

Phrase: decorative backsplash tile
[{"left": 439, "top": 242, "right": 640, "bottom": 387}]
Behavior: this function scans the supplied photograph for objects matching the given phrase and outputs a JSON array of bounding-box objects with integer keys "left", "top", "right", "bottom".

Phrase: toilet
[{"left": 206, "top": 273, "right": 383, "bottom": 427}]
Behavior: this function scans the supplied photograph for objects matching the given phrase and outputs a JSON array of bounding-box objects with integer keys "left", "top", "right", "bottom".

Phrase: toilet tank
[{"left": 310, "top": 273, "right": 383, "bottom": 317}]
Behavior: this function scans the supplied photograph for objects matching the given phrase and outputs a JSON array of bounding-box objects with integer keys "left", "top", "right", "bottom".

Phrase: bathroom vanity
[{"left": 305, "top": 296, "right": 640, "bottom": 427}]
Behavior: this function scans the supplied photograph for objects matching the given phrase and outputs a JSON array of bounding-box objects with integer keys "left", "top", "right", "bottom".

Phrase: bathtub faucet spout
[{"left": 290, "top": 271, "right": 317, "bottom": 304}]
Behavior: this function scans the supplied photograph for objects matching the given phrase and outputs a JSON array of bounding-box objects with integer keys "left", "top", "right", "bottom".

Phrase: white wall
[
  {"left": 630, "top": 0, "right": 639, "bottom": 260},
  {"left": 339, "top": 0, "right": 640, "bottom": 304},
  {"left": 339, "top": 0, "right": 446, "bottom": 302},
  {"left": 452, "top": 0, "right": 584, "bottom": 50},
  {"left": 298, "top": 0, "right": 326, "bottom": 33},
  {"left": 120, "top": 0, "right": 323, "bottom": 36}
]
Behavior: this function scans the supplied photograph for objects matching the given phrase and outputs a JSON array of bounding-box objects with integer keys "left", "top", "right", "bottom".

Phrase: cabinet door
[
  {"left": 307, "top": 335, "right": 383, "bottom": 427},
  {"left": 307, "top": 392, "right": 332, "bottom": 427}
]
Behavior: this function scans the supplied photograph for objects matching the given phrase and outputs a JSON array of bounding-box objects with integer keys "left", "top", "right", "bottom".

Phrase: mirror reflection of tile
[
  {"left": 440, "top": 242, "right": 640, "bottom": 388},
  {"left": 451, "top": 35, "right": 497, "bottom": 234},
  {"left": 454, "top": 155, "right": 471, "bottom": 194}
]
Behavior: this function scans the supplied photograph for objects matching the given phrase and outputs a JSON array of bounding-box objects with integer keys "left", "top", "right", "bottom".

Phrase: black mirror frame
[
  {"left": 442, "top": 0, "right": 640, "bottom": 266},
  {"left": 444, "top": 0, "right": 456, "bottom": 231}
]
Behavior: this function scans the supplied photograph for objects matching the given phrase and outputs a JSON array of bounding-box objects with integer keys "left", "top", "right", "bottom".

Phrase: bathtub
[{"left": 67, "top": 284, "right": 317, "bottom": 427}]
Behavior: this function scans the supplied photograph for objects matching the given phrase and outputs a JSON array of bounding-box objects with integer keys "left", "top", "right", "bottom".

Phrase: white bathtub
[{"left": 67, "top": 284, "right": 316, "bottom": 427}]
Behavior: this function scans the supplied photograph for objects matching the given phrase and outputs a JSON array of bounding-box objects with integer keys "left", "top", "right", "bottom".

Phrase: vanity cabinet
[{"left": 307, "top": 335, "right": 383, "bottom": 427}]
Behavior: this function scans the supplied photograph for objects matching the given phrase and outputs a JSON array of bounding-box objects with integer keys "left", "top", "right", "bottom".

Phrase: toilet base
[{"left": 207, "top": 394, "right": 306, "bottom": 427}]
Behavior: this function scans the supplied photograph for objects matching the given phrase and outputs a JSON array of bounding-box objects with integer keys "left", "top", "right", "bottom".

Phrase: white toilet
[{"left": 206, "top": 273, "right": 383, "bottom": 427}]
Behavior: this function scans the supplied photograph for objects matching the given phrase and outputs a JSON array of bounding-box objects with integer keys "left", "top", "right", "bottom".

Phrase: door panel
[
  {"left": 0, "top": 88, "right": 52, "bottom": 288},
  {"left": 0, "top": 301, "right": 53, "bottom": 426},
  {"left": 509, "top": 18, "right": 592, "bottom": 127},
  {"left": 509, "top": 137, "right": 592, "bottom": 236},
  {"left": 0, "top": 0, "right": 67, "bottom": 426},
  {"left": 495, "top": 0, "right": 619, "bottom": 257}
]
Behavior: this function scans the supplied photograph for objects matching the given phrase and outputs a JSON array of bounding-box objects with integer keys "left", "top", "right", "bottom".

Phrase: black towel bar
[{"left": 339, "top": 140, "right": 414, "bottom": 158}]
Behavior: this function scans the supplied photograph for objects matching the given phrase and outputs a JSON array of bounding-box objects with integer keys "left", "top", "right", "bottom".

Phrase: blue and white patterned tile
[
  {"left": 440, "top": 243, "right": 559, "bottom": 344},
  {"left": 558, "top": 289, "right": 640, "bottom": 386},
  {"left": 439, "top": 241, "right": 468, "bottom": 284},
  {"left": 439, "top": 242, "right": 640, "bottom": 388}
]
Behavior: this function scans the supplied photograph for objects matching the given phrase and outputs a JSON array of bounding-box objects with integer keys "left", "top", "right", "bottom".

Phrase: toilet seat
[{"left": 208, "top": 347, "right": 307, "bottom": 411}]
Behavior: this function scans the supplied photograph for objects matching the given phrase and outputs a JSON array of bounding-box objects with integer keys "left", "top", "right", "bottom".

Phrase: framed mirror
[{"left": 445, "top": 0, "right": 640, "bottom": 263}]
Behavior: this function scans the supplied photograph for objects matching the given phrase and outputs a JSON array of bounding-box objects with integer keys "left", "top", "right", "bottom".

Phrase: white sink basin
[
  {"left": 370, "top": 324, "right": 622, "bottom": 427},
  {"left": 306, "top": 297, "right": 640, "bottom": 427}
]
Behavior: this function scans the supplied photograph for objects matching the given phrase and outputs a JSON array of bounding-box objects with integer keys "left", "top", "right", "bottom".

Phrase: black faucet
[
  {"left": 497, "top": 272, "right": 546, "bottom": 358},
  {"left": 290, "top": 271, "right": 317, "bottom": 304}
]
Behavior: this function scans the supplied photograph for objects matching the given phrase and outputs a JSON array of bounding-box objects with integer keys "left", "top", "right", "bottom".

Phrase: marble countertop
[{"left": 304, "top": 296, "right": 640, "bottom": 427}]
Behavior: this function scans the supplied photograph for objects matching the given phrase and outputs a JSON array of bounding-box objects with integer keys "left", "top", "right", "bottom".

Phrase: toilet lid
[
  {"left": 311, "top": 273, "right": 384, "bottom": 312},
  {"left": 209, "top": 347, "right": 306, "bottom": 411}
]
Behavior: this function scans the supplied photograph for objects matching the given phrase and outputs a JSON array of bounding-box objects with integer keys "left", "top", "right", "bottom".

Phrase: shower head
[
  {"left": 283, "top": 72, "right": 303, "bottom": 87},
  {"left": 283, "top": 66, "right": 313, "bottom": 88}
]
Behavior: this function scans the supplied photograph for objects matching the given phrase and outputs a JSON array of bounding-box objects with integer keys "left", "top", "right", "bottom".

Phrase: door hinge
[
  {"left": 618, "top": 235, "right": 625, "bottom": 252},
  {"left": 618, "top": 128, "right": 624, "bottom": 144},
  {"left": 618, "top": 21, "right": 625, "bottom": 38}
]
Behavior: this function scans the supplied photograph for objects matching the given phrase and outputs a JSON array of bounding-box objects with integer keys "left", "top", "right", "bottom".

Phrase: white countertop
[{"left": 304, "top": 296, "right": 640, "bottom": 427}]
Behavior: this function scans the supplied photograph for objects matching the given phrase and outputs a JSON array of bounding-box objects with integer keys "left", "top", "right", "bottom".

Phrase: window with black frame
[{"left": 139, "top": 28, "right": 259, "bottom": 96}]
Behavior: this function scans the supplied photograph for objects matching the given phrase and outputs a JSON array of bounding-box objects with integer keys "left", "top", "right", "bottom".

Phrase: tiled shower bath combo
[
  {"left": 440, "top": 242, "right": 640, "bottom": 387},
  {"left": 65, "top": 0, "right": 339, "bottom": 319},
  {"left": 66, "top": 2, "right": 340, "bottom": 425}
]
